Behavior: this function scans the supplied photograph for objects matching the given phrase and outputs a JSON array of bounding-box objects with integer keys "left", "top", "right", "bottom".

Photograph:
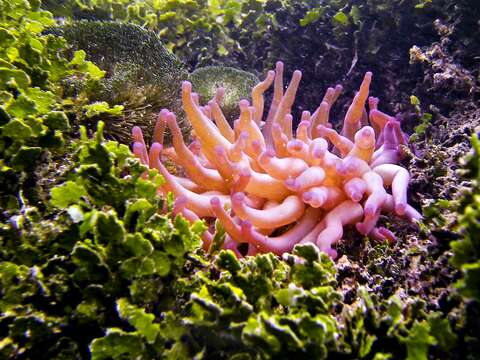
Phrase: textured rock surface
[
  {"left": 189, "top": 66, "right": 259, "bottom": 123},
  {"left": 50, "top": 21, "right": 189, "bottom": 143}
]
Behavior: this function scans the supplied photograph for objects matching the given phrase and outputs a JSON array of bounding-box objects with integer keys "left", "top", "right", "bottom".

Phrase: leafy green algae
[
  {"left": 0, "top": 123, "right": 204, "bottom": 358},
  {"left": 452, "top": 135, "right": 480, "bottom": 302}
]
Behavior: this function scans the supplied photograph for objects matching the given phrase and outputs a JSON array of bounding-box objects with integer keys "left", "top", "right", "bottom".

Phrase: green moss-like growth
[
  {"left": 0, "top": 123, "right": 205, "bottom": 359},
  {"left": 50, "top": 21, "right": 189, "bottom": 143},
  {"left": 43, "top": 0, "right": 228, "bottom": 68},
  {"left": 451, "top": 135, "right": 480, "bottom": 302},
  {"left": 0, "top": 0, "right": 105, "bottom": 207},
  {"left": 190, "top": 66, "right": 259, "bottom": 123}
]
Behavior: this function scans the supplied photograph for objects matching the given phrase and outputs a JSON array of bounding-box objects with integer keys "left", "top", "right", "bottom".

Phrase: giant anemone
[{"left": 131, "top": 61, "right": 421, "bottom": 259}]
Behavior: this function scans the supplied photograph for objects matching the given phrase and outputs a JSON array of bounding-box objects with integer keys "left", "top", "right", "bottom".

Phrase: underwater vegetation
[
  {"left": 0, "top": 0, "right": 105, "bottom": 208},
  {"left": 0, "top": 0, "right": 479, "bottom": 359},
  {"left": 452, "top": 135, "right": 480, "bottom": 303}
]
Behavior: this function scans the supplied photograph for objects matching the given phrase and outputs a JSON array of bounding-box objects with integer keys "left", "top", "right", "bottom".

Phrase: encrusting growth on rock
[{"left": 132, "top": 61, "right": 422, "bottom": 258}]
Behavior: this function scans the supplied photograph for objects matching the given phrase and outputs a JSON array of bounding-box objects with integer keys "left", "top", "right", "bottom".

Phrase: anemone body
[{"left": 132, "top": 62, "right": 419, "bottom": 259}]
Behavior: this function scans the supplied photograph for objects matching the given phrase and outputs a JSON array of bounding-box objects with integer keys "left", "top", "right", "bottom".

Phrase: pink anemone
[{"left": 132, "top": 62, "right": 421, "bottom": 259}]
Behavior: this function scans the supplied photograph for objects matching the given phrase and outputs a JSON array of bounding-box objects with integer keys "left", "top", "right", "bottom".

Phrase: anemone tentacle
[{"left": 132, "top": 62, "right": 419, "bottom": 259}]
